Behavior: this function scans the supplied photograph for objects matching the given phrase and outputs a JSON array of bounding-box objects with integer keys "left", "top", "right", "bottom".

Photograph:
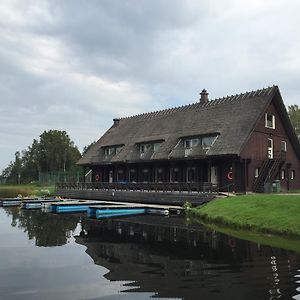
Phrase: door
[
  {"left": 210, "top": 166, "right": 218, "bottom": 185},
  {"left": 268, "top": 138, "right": 273, "bottom": 159}
]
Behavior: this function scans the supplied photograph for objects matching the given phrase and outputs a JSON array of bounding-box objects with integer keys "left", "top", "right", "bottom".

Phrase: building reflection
[{"left": 76, "top": 216, "right": 300, "bottom": 300}]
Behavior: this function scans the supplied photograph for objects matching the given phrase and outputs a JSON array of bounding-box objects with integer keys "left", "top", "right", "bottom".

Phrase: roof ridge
[{"left": 119, "top": 85, "right": 276, "bottom": 121}]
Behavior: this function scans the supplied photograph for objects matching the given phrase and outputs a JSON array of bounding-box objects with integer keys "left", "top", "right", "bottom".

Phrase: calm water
[{"left": 0, "top": 207, "right": 300, "bottom": 300}]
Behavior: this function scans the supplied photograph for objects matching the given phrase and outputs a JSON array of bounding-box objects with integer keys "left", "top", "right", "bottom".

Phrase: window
[
  {"left": 291, "top": 170, "right": 295, "bottom": 180},
  {"left": 255, "top": 167, "right": 260, "bottom": 178},
  {"left": 104, "top": 147, "right": 115, "bottom": 156},
  {"left": 202, "top": 136, "right": 217, "bottom": 148},
  {"left": 184, "top": 136, "right": 217, "bottom": 149},
  {"left": 153, "top": 142, "right": 161, "bottom": 152},
  {"left": 281, "top": 169, "right": 286, "bottom": 180},
  {"left": 281, "top": 141, "right": 287, "bottom": 152},
  {"left": 184, "top": 139, "right": 191, "bottom": 149},
  {"left": 187, "top": 167, "right": 196, "bottom": 182},
  {"left": 140, "top": 144, "right": 145, "bottom": 153},
  {"left": 129, "top": 169, "right": 136, "bottom": 182},
  {"left": 265, "top": 113, "right": 275, "bottom": 129},
  {"left": 170, "top": 167, "right": 179, "bottom": 182}
]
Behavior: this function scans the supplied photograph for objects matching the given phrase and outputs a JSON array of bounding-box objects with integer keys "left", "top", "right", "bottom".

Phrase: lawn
[
  {"left": 0, "top": 184, "right": 55, "bottom": 198},
  {"left": 188, "top": 194, "right": 300, "bottom": 237}
]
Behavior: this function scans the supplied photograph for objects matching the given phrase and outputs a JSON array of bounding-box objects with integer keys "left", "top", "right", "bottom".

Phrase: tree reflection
[{"left": 4, "top": 207, "right": 79, "bottom": 247}]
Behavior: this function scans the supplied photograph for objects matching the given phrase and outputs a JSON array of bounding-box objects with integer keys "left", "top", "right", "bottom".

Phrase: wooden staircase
[{"left": 253, "top": 152, "right": 285, "bottom": 193}]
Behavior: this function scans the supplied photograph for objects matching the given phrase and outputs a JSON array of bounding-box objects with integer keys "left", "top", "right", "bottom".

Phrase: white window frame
[
  {"left": 265, "top": 113, "right": 275, "bottom": 129},
  {"left": 281, "top": 141, "right": 287, "bottom": 152},
  {"left": 291, "top": 170, "right": 295, "bottom": 180},
  {"left": 255, "top": 167, "right": 260, "bottom": 178}
]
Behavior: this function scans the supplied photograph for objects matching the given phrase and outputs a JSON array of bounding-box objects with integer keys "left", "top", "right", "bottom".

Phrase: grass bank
[
  {"left": 188, "top": 194, "right": 300, "bottom": 238},
  {"left": 0, "top": 184, "right": 55, "bottom": 198}
]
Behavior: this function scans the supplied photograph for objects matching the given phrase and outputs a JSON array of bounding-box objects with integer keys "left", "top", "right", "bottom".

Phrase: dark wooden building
[{"left": 78, "top": 86, "right": 300, "bottom": 192}]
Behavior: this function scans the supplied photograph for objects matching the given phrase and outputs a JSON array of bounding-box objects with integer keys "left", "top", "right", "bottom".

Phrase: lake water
[{"left": 0, "top": 207, "right": 300, "bottom": 300}]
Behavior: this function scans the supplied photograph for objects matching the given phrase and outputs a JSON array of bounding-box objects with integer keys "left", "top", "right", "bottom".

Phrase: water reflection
[
  {"left": 77, "top": 216, "right": 300, "bottom": 300},
  {"left": 1, "top": 207, "right": 300, "bottom": 299},
  {"left": 3, "top": 207, "right": 78, "bottom": 247}
]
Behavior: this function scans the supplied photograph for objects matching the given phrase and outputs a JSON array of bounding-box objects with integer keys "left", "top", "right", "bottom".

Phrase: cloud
[{"left": 1, "top": 0, "right": 300, "bottom": 170}]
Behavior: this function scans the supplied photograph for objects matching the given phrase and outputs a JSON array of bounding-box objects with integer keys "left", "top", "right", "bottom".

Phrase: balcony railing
[
  {"left": 56, "top": 181, "right": 218, "bottom": 193},
  {"left": 169, "top": 145, "right": 208, "bottom": 159}
]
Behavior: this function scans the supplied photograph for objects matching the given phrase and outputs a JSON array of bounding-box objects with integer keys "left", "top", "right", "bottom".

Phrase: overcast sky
[{"left": 1, "top": 0, "right": 300, "bottom": 171}]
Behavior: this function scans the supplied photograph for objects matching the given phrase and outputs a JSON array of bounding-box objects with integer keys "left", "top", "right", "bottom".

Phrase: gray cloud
[{"left": 1, "top": 0, "right": 300, "bottom": 170}]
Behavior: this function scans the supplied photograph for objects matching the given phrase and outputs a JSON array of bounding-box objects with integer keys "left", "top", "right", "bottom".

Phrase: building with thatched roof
[{"left": 77, "top": 85, "right": 300, "bottom": 193}]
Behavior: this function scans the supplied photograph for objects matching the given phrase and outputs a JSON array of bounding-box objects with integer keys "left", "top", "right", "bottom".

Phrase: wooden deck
[{"left": 56, "top": 182, "right": 217, "bottom": 206}]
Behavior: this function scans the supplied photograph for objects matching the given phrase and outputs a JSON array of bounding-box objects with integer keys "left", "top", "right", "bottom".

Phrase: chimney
[
  {"left": 200, "top": 89, "right": 209, "bottom": 104},
  {"left": 113, "top": 118, "right": 120, "bottom": 126}
]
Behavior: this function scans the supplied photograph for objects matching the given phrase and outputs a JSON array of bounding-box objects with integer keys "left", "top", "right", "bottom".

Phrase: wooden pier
[{"left": 56, "top": 182, "right": 217, "bottom": 206}]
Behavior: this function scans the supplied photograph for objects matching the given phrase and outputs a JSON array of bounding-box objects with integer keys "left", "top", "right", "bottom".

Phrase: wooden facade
[{"left": 78, "top": 86, "right": 300, "bottom": 193}]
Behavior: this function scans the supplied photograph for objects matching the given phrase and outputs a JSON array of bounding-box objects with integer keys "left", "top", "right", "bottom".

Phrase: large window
[{"left": 265, "top": 113, "right": 275, "bottom": 129}]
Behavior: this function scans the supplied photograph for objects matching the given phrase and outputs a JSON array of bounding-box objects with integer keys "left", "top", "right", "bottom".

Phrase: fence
[
  {"left": 56, "top": 181, "right": 218, "bottom": 193},
  {"left": 39, "top": 172, "right": 83, "bottom": 184}
]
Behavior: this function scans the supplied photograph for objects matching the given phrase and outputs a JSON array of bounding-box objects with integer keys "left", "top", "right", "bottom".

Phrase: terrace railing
[{"left": 56, "top": 181, "right": 218, "bottom": 194}]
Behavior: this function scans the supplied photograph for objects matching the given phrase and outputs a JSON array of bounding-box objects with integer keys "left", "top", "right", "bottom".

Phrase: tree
[
  {"left": 1, "top": 130, "right": 81, "bottom": 184},
  {"left": 288, "top": 105, "right": 300, "bottom": 140}
]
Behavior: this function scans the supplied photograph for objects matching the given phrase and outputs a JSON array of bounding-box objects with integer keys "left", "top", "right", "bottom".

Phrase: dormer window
[
  {"left": 183, "top": 135, "right": 217, "bottom": 150},
  {"left": 103, "top": 145, "right": 123, "bottom": 157},
  {"left": 265, "top": 113, "right": 275, "bottom": 129},
  {"left": 139, "top": 141, "right": 163, "bottom": 156}
]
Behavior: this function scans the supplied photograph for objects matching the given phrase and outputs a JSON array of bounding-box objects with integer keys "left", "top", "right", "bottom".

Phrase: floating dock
[
  {"left": 50, "top": 200, "right": 104, "bottom": 213},
  {"left": 0, "top": 198, "right": 22, "bottom": 207},
  {"left": 87, "top": 201, "right": 181, "bottom": 219},
  {"left": 1, "top": 196, "right": 184, "bottom": 219},
  {"left": 22, "top": 198, "right": 62, "bottom": 209}
]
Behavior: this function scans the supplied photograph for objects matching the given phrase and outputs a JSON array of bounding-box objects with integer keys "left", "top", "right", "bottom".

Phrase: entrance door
[
  {"left": 210, "top": 166, "right": 218, "bottom": 185},
  {"left": 109, "top": 170, "right": 113, "bottom": 183},
  {"left": 268, "top": 138, "right": 273, "bottom": 159}
]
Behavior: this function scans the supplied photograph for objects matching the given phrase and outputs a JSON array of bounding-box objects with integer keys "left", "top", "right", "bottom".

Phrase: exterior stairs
[{"left": 253, "top": 152, "right": 285, "bottom": 193}]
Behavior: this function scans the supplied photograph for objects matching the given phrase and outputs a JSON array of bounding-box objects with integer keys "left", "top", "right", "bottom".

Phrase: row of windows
[
  {"left": 104, "top": 135, "right": 218, "bottom": 157},
  {"left": 255, "top": 168, "right": 295, "bottom": 180}
]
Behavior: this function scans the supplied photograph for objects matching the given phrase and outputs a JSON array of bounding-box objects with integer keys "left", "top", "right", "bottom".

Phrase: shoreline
[{"left": 188, "top": 194, "right": 300, "bottom": 238}]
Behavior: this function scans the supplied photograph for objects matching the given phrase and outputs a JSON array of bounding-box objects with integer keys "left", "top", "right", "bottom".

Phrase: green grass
[
  {"left": 0, "top": 184, "right": 55, "bottom": 198},
  {"left": 188, "top": 194, "right": 300, "bottom": 238}
]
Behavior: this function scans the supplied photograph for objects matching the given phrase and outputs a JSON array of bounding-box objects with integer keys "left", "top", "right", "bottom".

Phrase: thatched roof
[{"left": 78, "top": 85, "right": 298, "bottom": 165}]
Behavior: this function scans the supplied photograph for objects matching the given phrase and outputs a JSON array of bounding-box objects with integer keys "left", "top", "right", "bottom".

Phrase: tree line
[{"left": 1, "top": 130, "right": 95, "bottom": 184}]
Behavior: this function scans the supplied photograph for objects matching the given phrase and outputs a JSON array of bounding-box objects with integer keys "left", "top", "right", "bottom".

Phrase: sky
[{"left": 1, "top": 0, "right": 300, "bottom": 171}]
